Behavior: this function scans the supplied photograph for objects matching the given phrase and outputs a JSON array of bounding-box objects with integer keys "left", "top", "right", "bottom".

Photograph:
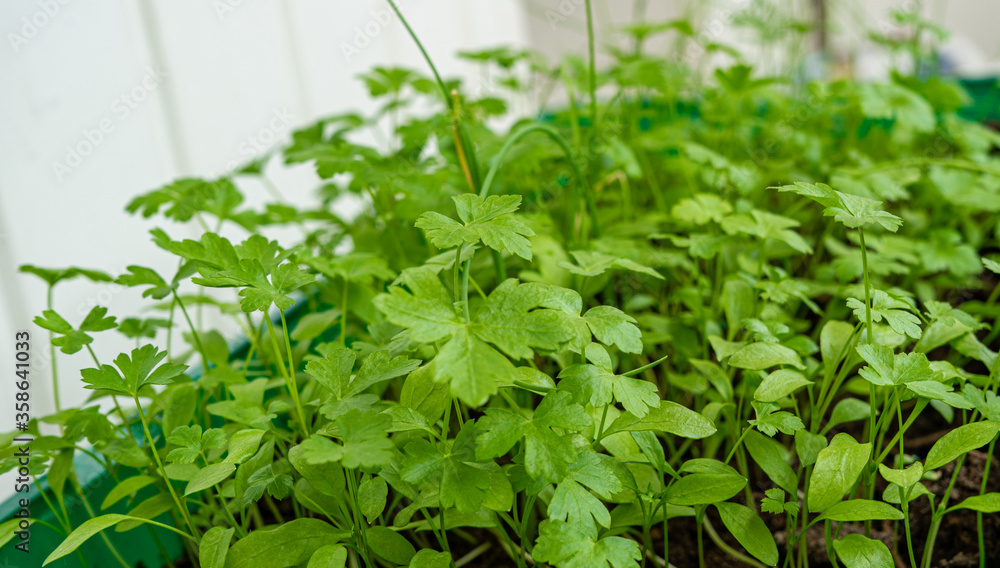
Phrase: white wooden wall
[{"left": 0, "top": 0, "right": 529, "bottom": 431}]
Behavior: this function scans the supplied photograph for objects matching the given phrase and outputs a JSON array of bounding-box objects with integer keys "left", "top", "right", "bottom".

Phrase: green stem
[
  {"left": 478, "top": 123, "right": 599, "bottom": 242},
  {"left": 206, "top": 464, "right": 245, "bottom": 537},
  {"left": 69, "top": 474, "right": 130, "bottom": 568},
  {"left": 704, "top": 515, "right": 767, "bottom": 568},
  {"left": 583, "top": 0, "right": 598, "bottom": 154},
  {"left": 814, "top": 325, "right": 864, "bottom": 428},
  {"left": 453, "top": 247, "right": 462, "bottom": 304},
  {"left": 85, "top": 344, "right": 130, "bottom": 425},
  {"left": 346, "top": 470, "right": 373, "bottom": 568},
  {"left": 439, "top": 507, "right": 453, "bottom": 561},
  {"left": 696, "top": 506, "right": 706, "bottom": 568},
  {"left": 876, "top": 400, "right": 927, "bottom": 464},
  {"left": 32, "top": 475, "right": 70, "bottom": 533},
  {"left": 824, "top": 520, "right": 839, "bottom": 568},
  {"left": 593, "top": 404, "right": 610, "bottom": 449},
  {"left": 123, "top": 517, "right": 198, "bottom": 543},
  {"left": 895, "top": 396, "right": 918, "bottom": 568},
  {"left": 859, "top": 227, "right": 878, "bottom": 534},
  {"left": 978, "top": 438, "right": 996, "bottom": 568},
  {"left": 46, "top": 286, "right": 61, "bottom": 413},
  {"left": 172, "top": 291, "right": 209, "bottom": 371},
  {"left": 265, "top": 316, "right": 309, "bottom": 438},
  {"left": 922, "top": 454, "right": 967, "bottom": 568},
  {"left": 799, "top": 467, "right": 811, "bottom": 568},
  {"left": 133, "top": 393, "right": 198, "bottom": 538},
  {"left": 859, "top": 228, "right": 874, "bottom": 343},
  {"left": 166, "top": 295, "right": 176, "bottom": 356},
  {"left": 494, "top": 517, "right": 525, "bottom": 568},
  {"left": 662, "top": 500, "right": 669, "bottom": 567},
  {"left": 461, "top": 251, "right": 471, "bottom": 323},
  {"left": 519, "top": 494, "right": 537, "bottom": 558},
  {"left": 385, "top": 0, "right": 450, "bottom": 110},
  {"left": 725, "top": 427, "right": 751, "bottom": 464},
  {"left": 341, "top": 278, "right": 350, "bottom": 347}
]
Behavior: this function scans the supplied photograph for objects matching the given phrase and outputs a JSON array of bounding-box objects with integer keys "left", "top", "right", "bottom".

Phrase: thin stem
[
  {"left": 875, "top": 399, "right": 927, "bottom": 464},
  {"left": 662, "top": 500, "right": 669, "bottom": 567},
  {"left": 858, "top": 228, "right": 875, "bottom": 343},
  {"left": 704, "top": 515, "right": 767, "bottom": 568},
  {"left": 85, "top": 345, "right": 130, "bottom": 424},
  {"left": 456, "top": 543, "right": 491, "bottom": 568},
  {"left": 46, "top": 286, "right": 61, "bottom": 413},
  {"left": 859, "top": 227, "right": 878, "bottom": 534},
  {"left": 265, "top": 316, "right": 309, "bottom": 438},
  {"left": 451, "top": 91, "right": 477, "bottom": 193},
  {"left": 518, "top": 494, "right": 537, "bottom": 559},
  {"left": 479, "top": 123, "right": 598, "bottom": 241},
  {"left": 858, "top": 229, "right": 874, "bottom": 343},
  {"left": 172, "top": 291, "right": 209, "bottom": 371},
  {"left": 696, "top": 506, "right": 706, "bottom": 568},
  {"left": 593, "top": 404, "right": 610, "bottom": 449},
  {"left": 824, "top": 520, "right": 839, "bottom": 568},
  {"left": 133, "top": 393, "right": 198, "bottom": 538},
  {"left": 799, "top": 467, "right": 811, "bottom": 568},
  {"left": 460, "top": 251, "right": 471, "bottom": 323},
  {"left": 202, "top": 455, "right": 246, "bottom": 537},
  {"left": 813, "top": 323, "right": 863, "bottom": 424},
  {"left": 439, "top": 507, "right": 453, "bottom": 561},
  {"left": 583, "top": 0, "right": 598, "bottom": 151},
  {"left": 385, "top": 0, "right": 450, "bottom": 110},
  {"left": 32, "top": 475, "right": 70, "bottom": 533},
  {"left": 260, "top": 173, "right": 287, "bottom": 203},
  {"left": 346, "top": 470, "right": 374, "bottom": 568},
  {"left": 894, "top": 396, "right": 917, "bottom": 568},
  {"left": 494, "top": 517, "right": 525, "bottom": 568},
  {"left": 123, "top": 517, "right": 198, "bottom": 543},
  {"left": 978, "top": 438, "right": 996, "bottom": 568},
  {"left": 340, "top": 278, "right": 350, "bottom": 347},
  {"left": 166, "top": 294, "right": 176, "bottom": 356},
  {"left": 69, "top": 473, "right": 130, "bottom": 568},
  {"left": 922, "top": 454, "right": 967, "bottom": 568},
  {"left": 453, "top": 247, "right": 462, "bottom": 304},
  {"left": 263, "top": 493, "right": 286, "bottom": 524},
  {"left": 725, "top": 427, "right": 752, "bottom": 464}
]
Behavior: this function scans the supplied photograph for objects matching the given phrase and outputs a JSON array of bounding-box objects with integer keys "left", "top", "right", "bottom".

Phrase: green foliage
[{"left": 13, "top": 6, "right": 1000, "bottom": 568}]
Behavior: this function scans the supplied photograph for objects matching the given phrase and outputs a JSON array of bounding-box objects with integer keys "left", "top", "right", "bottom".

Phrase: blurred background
[{"left": 0, "top": 0, "right": 999, "bottom": 447}]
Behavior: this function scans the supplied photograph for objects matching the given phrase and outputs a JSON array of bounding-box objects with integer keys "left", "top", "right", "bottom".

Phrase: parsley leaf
[
  {"left": 548, "top": 451, "right": 625, "bottom": 530},
  {"left": 776, "top": 182, "right": 903, "bottom": 232},
  {"left": 166, "top": 425, "right": 227, "bottom": 464},
  {"left": 416, "top": 194, "right": 535, "bottom": 260},
  {"left": 846, "top": 289, "right": 921, "bottom": 339},
  {"left": 35, "top": 307, "right": 117, "bottom": 354},
  {"left": 299, "top": 409, "right": 394, "bottom": 469},
  {"left": 558, "top": 343, "right": 659, "bottom": 418},
  {"left": 533, "top": 520, "right": 641, "bottom": 568},
  {"left": 401, "top": 423, "right": 494, "bottom": 512},
  {"left": 476, "top": 390, "right": 592, "bottom": 482},
  {"left": 749, "top": 402, "right": 805, "bottom": 437},
  {"left": 81, "top": 345, "right": 186, "bottom": 396}
]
